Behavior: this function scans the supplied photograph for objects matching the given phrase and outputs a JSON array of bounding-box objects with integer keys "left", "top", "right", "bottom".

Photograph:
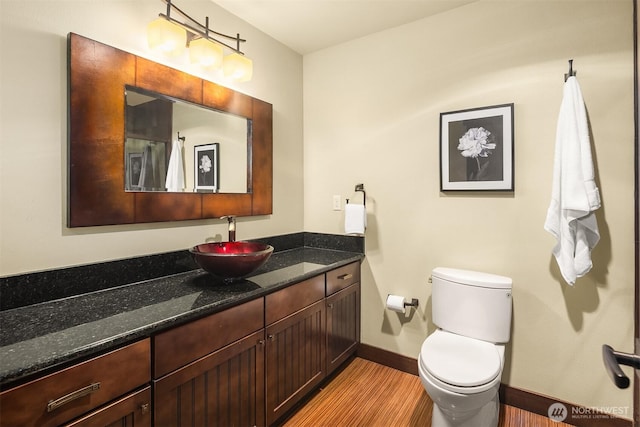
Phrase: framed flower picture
[
  {"left": 194, "top": 143, "right": 220, "bottom": 192},
  {"left": 126, "top": 152, "right": 143, "bottom": 191},
  {"left": 440, "top": 104, "right": 514, "bottom": 191}
]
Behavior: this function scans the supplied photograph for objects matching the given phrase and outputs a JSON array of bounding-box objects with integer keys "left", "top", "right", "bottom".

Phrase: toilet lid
[{"left": 420, "top": 330, "right": 501, "bottom": 387}]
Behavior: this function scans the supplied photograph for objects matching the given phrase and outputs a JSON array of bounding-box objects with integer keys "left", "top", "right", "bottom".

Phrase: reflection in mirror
[{"left": 124, "top": 86, "right": 249, "bottom": 193}]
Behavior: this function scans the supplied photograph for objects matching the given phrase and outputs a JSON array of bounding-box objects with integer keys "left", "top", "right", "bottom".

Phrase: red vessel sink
[{"left": 189, "top": 241, "right": 274, "bottom": 279}]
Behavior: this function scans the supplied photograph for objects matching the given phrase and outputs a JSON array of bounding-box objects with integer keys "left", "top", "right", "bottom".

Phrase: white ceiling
[{"left": 213, "top": 0, "right": 477, "bottom": 55}]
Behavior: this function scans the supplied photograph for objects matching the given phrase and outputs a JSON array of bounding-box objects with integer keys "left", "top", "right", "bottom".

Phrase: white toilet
[{"left": 418, "top": 267, "right": 512, "bottom": 427}]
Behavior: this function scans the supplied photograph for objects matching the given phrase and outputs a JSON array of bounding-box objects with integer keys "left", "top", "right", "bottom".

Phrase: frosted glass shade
[
  {"left": 147, "top": 18, "right": 186, "bottom": 56},
  {"left": 189, "top": 38, "right": 223, "bottom": 69},
  {"left": 223, "top": 52, "right": 253, "bottom": 82}
]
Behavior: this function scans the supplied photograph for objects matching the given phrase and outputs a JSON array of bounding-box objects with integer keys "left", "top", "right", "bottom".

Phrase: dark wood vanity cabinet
[
  {"left": 152, "top": 298, "right": 265, "bottom": 426},
  {"left": 263, "top": 262, "right": 361, "bottom": 425},
  {"left": 0, "top": 262, "right": 361, "bottom": 427},
  {"left": 151, "top": 261, "right": 361, "bottom": 427},
  {"left": 326, "top": 262, "right": 361, "bottom": 375},
  {"left": 154, "top": 330, "right": 266, "bottom": 427},
  {"left": 265, "top": 276, "right": 326, "bottom": 425}
]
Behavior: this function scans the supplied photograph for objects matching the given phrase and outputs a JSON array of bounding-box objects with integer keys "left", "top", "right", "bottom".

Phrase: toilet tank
[{"left": 431, "top": 267, "right": 512, "bottom": 343}]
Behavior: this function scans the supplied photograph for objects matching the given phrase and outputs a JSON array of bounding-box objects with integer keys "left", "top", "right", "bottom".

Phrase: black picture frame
[
  {"left": 194, "top": 143, "right": 220, "bottom": 192},
  {"left": 440, "top": 103, "right": 514, "bottom": 191},
  {"left": 127, "top": 152, "right": 143, "bottom": 191}
]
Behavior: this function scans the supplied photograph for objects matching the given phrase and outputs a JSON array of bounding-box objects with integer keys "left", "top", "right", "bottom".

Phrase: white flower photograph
[
  {"left": 194, "top": 143, "right": 220, "bottom": 192},
  {"left": 440, "top": 104, "right": 514, "bottom": 191}
]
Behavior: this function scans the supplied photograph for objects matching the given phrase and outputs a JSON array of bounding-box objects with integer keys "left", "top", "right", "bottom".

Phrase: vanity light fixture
[{"left": 147, "top": 0, "right": 253, "bottom": 81}]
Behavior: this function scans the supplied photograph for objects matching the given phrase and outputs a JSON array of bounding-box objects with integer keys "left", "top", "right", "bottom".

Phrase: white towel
[
  {"left": 165, "top": 139, "right": 185, "bottom": 192},
  {"left": 345, "top": 203, "right": 366, "bottom": 235},
  {"left": 544, "top": 76, "right": 601, "bottom": 285}
]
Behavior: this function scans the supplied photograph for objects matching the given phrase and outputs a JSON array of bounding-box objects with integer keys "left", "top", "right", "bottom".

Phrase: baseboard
[
  {"left": 357, "top": 343, "right": 418, "bottom": 376},
  {"left": 357, "top": 344, "right": 632, "bottom": 427}
]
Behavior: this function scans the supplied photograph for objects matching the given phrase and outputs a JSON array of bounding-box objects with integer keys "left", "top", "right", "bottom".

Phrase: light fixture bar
[{"left": 159, "top": 0, "right": 247, "bottom": 55}]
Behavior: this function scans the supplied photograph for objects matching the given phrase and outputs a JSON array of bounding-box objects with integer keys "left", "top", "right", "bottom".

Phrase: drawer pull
[
  {"left": 338, "top": 273, "right": 353, "bottom": 281},
  {"left": 47, "top": 382, "right": 101, "bottom": 412}
]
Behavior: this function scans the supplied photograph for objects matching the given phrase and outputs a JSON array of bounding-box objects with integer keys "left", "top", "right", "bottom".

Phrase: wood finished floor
[{"left": 281, "top": 358, "right": 574, "bottom": 427}]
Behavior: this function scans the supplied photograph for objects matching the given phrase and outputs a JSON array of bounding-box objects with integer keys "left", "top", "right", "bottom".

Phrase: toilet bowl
[
  {"left": 419, "top": 330, "right": 505, "bottom": 426},
  {"left": 419, "top": 268, "right": 512, "bottom": 427}
]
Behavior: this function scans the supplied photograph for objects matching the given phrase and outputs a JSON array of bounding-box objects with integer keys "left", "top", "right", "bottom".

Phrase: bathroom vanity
[{"left": 0, "top": 234, "right": 363, "bottom": 427}]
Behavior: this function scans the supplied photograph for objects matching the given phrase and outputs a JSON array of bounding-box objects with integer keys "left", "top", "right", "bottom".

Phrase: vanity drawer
[
  {"left": 0, "top": 339, "right": 150, "bottom": 427},
  {"left": 64, "top": 386, "right": 151, "bottom": 427},
  {"left": 154, "top": 298, "right": 264, "bottom": 378},
  {"left": 326, "top": 262, "right": 360, "bottom": 296},
  {"left": 266, "top": 275, "right": 325, "bottom": 325}
]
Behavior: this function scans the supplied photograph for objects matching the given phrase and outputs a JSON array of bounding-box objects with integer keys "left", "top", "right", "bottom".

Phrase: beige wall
[
  {"left": 0, "top": 0, "right": 304, "bottom": 275},
  {"left": 304, "top": 0, "right": 634, "bottom": 416}
]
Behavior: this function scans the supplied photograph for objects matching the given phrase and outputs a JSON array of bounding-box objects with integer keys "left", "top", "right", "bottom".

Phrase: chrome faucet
[{"left": 221, "top": 216, "right": 236, "bottom": 242}]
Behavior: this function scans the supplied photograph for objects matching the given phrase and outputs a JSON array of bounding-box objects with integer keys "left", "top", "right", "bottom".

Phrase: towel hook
[
  {"left": 177, "top": 131, "right": 186, "bottom": 142},
  {"left": 564, "top": 59, "right": 576, "bottom": 82}
]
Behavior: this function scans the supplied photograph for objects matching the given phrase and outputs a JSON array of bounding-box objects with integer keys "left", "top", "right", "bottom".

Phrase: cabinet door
[
  {"left": 64, "top": 387, "right": 151, "bottom": 427},
  {"left": 326, "top": 282, "right": 361, "bottom": 375},
  {"left": 265, "top": 299, "right": 325, "bottom": 426},
  {"left": 154, "top": 330, "right": 265, "bottom": 427}
]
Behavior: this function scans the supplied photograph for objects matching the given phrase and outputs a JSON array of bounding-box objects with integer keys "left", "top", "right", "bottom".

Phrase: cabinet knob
[
  {"left": 268, "top": 334, "right": 275, "bottom": 341},
  {"left": 258, "top": 339, "right": 265, "bottom": 346},
  {"left": 140, "top": 403, "right": 150, "bottom": 415},
  {"left": 327, "top": 303, "right": 334, "bottom": 309},
  {"left": 338, "top": 273, "right": 353, "bottom": 281}
]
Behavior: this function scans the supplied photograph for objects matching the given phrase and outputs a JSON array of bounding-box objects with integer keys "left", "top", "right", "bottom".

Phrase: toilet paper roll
[{"left": 386, "top": 294, "right": 406, "bottom": 313}]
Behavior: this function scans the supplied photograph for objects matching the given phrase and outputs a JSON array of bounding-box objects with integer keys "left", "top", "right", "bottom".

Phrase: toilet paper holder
[
  {"left": 386, "top": 295, "right": 419, "bottom": 314},
  {"left": 387, "top": 295, "right": 419, "bottom": 308},
  {"left": 404, "top": 298, "right": 419, "bottom": 308}
]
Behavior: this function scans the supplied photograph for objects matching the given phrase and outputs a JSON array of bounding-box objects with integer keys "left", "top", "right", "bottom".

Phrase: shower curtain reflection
[{"left": 125, "top": 140, "right": 167, "bottom": 191}]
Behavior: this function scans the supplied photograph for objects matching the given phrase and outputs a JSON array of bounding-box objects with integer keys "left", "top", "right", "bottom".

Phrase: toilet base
[{"left": 431, "top": 394, "right": 499, "bottom": 427}]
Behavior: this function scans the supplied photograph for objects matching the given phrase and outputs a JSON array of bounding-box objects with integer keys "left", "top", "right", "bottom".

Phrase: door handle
[{"left": 602, "top": 344, "right": 640, "bottom": 389}]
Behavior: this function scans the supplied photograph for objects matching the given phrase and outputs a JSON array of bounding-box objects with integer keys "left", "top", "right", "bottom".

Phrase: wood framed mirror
[{"left": 68, "top": 33, "right": 272, "bottom": 227}]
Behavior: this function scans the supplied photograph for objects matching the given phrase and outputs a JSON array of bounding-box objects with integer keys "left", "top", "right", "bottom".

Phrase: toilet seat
[{"left": 420, "top": 330, "right": 502, "bottom": 393}]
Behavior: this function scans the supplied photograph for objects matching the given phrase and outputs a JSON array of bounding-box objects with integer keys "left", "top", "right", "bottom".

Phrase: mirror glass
[{"left": 124, "top": 86, "right": 249, "bottom": 193}]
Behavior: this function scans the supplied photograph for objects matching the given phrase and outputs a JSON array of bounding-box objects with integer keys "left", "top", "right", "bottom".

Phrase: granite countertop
[{"left": 0, "top": 233, "right": 364, "bottom": 388}]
